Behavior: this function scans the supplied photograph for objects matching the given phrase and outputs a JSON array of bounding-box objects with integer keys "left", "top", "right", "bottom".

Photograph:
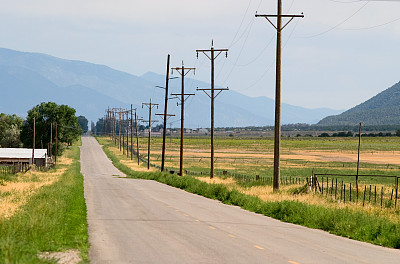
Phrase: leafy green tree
[
  {"left": 20, "top": 102, "right": 82, "bottom": 155},
  {"left": 77, "top": 115, "right": 89, "bottom": 133},
  {"left": 0, "top": 113, "right": 23, "bottom": 147},
  {"left": 95, "top": 118, "right": 104, "bottom": 135}
]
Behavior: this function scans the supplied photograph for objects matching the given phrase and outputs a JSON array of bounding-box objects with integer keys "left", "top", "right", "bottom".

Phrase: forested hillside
[{"left": 318, "top": 81, "right": 400, "bottom": 126}]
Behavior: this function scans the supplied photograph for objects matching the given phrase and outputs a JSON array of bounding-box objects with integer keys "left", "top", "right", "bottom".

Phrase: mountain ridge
[
  {"left": 318, "top": 81, "right": 400, "bottom": 126},
  {"left": 0, "top": 47, "right": 343, "bottom": 127}
]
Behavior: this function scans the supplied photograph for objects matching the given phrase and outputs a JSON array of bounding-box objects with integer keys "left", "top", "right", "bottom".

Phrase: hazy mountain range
[{"left": 0, "top": 47, "right": 343, "bottom": 128}]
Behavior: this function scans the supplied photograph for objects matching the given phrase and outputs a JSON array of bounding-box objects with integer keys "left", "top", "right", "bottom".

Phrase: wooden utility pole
[
  {"left": 161, "top": 54, "right": 171, "bottom": 171},
  {"left": 32, "top": 117, "right": 36, "bottom": 166},
  {"left": 55, "top": 122, "right": 58, "bottom": 165},
  {"left": 130, "top": 105, "right": 135, "bottom": 160},
  {"left": 156, "top": 112, "right": 175, "bottom": 171},
  {"left": 142, "top": 99, "right": 159, "bottom": 170},
  {"left": 112, "top": 108, "right": 117, "bottom": 144},
  {"left": 118, "top": 109, "right": 122, "bottom": 150},
  {"left": 256, "top": 2, "right": 303, "bottom": 191},
  {"left": 126, "top": 110, "right": 130, "bottom": 158},
  {"left": 122, "top": 110, "right": 125, "bottom": 155},
  {"left": 171, "top": 62, "right": 195, "bottom": 176},
  {"left": 356, "top": 122, "right": 362, "bottom": 201},
  {"left": 196, "top": 41, "right": 228, "bottom": 179},
  {"left": 135, "top": 111, "right": 143, "bottom": 165},
  {"left": 50, "top": 122, "right": 53, "bottom": 157}
]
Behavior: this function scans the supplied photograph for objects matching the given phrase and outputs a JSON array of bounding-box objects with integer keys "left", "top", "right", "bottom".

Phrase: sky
[{"left": 0, "top": 0, "right": 400, "bottom": 111}]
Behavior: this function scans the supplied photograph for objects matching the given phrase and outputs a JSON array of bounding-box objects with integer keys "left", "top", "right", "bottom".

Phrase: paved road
[{"left": 81, "top": 136, "right": 400, "bottom": 263}]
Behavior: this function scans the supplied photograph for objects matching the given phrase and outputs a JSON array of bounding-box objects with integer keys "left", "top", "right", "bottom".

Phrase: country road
[{"left": 81, "top": 136, "right": 400, "bottom": 263}]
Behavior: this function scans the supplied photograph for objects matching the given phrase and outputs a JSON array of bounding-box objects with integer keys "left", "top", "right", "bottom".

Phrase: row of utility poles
[
  {"left": 102, "top": 1, "right": 304, "bottom": 187},
  {"left": 102, "top": 42, "right": 229, "bottom": 178}
]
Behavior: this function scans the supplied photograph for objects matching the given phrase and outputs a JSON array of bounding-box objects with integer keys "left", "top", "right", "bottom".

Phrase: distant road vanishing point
[{"left": 80, "top": 136, "right": 400, "bottom": 263}]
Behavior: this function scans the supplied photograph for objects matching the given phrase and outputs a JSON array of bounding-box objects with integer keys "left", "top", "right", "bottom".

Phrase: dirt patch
[
  {"left": 287, "top": 150, "right": 400, "bottom": 165},
  {"left": 39, "top": 249, "right": 81, "bottom": 264}
]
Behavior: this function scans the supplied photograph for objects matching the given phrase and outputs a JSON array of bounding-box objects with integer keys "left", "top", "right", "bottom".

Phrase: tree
[
  {"left": 20, "top": 102, "right": 82, "bottom": 155},
  {"left": 95, "top": 118, "right": 104, "bottom": 135},
  {"left": 77, "top": 116, "right": 89, "bottom": 133},
  {"left": 0, "top": 113, "right": 23, "bottom": 147},
  {"left": 396, "top": 129, "right": 400, "bottom": 137}
]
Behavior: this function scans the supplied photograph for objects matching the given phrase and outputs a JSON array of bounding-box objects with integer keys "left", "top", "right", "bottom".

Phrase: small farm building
[{"left": 0, "top": 148, "right": 48, "bottom": 167}]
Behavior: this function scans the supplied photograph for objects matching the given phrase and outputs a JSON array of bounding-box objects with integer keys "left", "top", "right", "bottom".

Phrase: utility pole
[
  {"left": 356, "top": 122, "right": 362, "bottom": 201},
  {"left": 156, "top": 113, "right": 175, "bottom": 171},
  {"left": 126, "top": 110, "right": 130, "bottom": 158},
  {"left": 134, "top": 112, "right": 143, "bottom": 165},
  {"left": 130, "top": 105, "right": 135, "bottom": 160},
  {"left": 122, "top": 110, "right": 125, "bottom": 155},
  {"left": 112, "top": 108, "right": 116, "bottom": 144},
  {"left": 156, "top": 54, "right": 179, "bottom": 172},
  {"left": 50, "top": 122, "right": 53, "bottom": 158},
  {"left": 196, "top": 41, "right": 228, "bottom": 179},
  {"left": 118, "top": 109, "right": 122, "bottom": 150},
  {"left": 142, "top": 99, "right": 159, "bottom": 170},
  {"left": 171, "top": 62, "right": 195, "bottom": 176},
  {"left": 32, "top": 117, "right": 36, "bottom": 166},
  {"left": 161, "top": 55, "right": 171, "bottom": 171},
  {"left": 256, "top": 2, "right": 303, "bottom": 191},
  {"left": 55, "top": 122, "right": 58, "bottom": 166}
]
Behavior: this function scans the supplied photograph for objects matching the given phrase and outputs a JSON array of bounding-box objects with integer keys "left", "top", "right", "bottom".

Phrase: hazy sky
[{"left": 1, "top": 0, "right": 400, "bottom": 111}]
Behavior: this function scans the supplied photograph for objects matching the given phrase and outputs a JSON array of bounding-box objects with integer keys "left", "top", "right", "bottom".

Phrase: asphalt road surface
[{"left": 81, "top": 136, "right": 400, "bottom": 263}]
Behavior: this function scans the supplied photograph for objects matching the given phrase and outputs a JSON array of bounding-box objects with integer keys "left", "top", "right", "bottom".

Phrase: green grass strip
[
  {"left": 0, "top": 142, "right": 89, "bottom": 263},
  {"left": 100, "top": 138, "right": 400, "bottom": 249}
]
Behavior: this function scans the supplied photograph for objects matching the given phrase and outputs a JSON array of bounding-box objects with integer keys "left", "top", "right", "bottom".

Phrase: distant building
[
  {"left": 0, "top": 148, "right": 48, "bottom": 167},
  {"left": 198, "top": 128, "right": 209, "bottom": 134}
]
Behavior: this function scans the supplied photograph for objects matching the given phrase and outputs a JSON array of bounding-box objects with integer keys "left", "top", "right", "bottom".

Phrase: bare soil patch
[{"left": 39, "top": 249, "right": 81, "bottom": 264}]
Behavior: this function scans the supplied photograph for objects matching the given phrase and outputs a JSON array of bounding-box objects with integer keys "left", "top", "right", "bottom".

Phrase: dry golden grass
[
  {"left": 109, "top": 146, "right": 157, "bottom": 172},
  {"left": 0, "top": 162, "right": 71, "bottom": 219},
  {"left": 0, "top": 146, "right": 77, "bottom": 219},
  {"left": 197, "top": 175, "right": 400, "bottom": 223}
]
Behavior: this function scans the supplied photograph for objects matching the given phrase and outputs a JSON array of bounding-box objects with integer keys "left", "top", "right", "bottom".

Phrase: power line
[
  {"left": 296, "top": 1, "right": 370, "bottom": 38},
  {"left": 235, "top": 18, "right": 300, "bottom": 92},
  {"left": 340, "top": 16, "right": 400, "bottom": 30}
]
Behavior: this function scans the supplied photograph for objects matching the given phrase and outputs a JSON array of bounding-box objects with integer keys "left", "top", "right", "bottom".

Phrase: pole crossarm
[
  {"left": 197, "top": 87, "right": 229, "bottom": 99},
  {"left": 196, "top": 49, "right": 228, "bottom": 60},
  {"left": 142, "top": 120, "right": 159, "bottom": 125},
  {"left": 255, "top": 13, "right": 304, "bottom": 31},
  {"left": 171, "top": 93, "right": 195, "bottom": 103},
  {"left": 156, "top": 113, "right": 175, "bottom": 122},
  {"left": 172, "top": 67, "right": 195, "bottom": 77}
]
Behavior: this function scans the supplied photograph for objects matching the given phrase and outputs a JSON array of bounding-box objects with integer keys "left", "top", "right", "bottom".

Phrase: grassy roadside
[
  {"left": 98, "top": 136, "right": 400, "bottom": 249},
  {"left": 0, "top": 140, "right": 89, "bottom": 263}
]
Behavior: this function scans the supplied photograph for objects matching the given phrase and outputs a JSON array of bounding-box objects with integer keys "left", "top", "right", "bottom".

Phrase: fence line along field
[{"left": 99, "top": 134, "right": 400, "bottom": 211}]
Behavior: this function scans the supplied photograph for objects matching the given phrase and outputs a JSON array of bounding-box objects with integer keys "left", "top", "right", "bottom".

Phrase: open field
[
  {"left": 97, "top": 136, "right": 400, "bottom": 249},
  {"left": 0, "top": 140, "right": 88, "bottom": 263},
  {"left": 111, "top": 135, "right": 400, "bottom": 180}
]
